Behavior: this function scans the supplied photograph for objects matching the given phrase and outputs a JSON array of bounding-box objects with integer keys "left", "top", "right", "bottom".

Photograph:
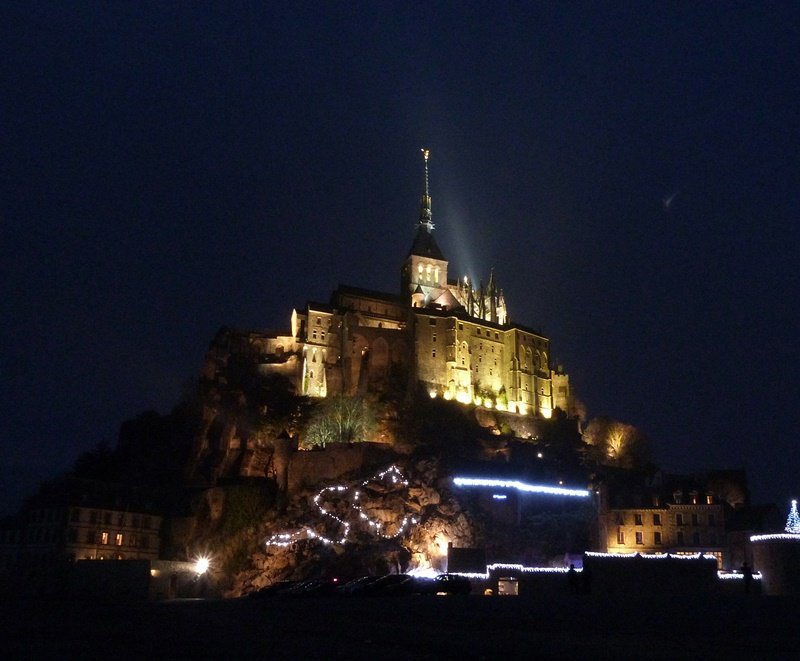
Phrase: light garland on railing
[
  {"left": 263, "top": 465, "right": 419, "bottom": 548},
  {"left": 717, "top": 571, "right": 762, "bottom": 581},
  {"left": 584, "top": 551, "right": 718, "bottom": 560},
  {"left": 749, "top": 533, "right": 800, "bottom": 542},
  {"left": 453, "top": 477, "right": 590, "bottom": 498},
  {"left": 450, "top": 563, "right": 577, "bottom": 579}
]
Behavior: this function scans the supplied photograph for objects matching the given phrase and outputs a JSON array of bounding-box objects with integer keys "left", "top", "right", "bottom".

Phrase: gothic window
[
  {"left": 426, "top": 264, "right": 431, "bottom": 280},
  {"left": 418, "top": 263, "right": 423, "bottom": 275},
  {"left": 312, "top": 349, "right": 317, "bottom": 362},
  {"left": 312, "top": 330, "right": 317, "bottom": 339}
]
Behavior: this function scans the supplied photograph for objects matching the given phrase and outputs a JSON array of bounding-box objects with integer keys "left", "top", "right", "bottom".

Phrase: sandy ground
[{"left": 2, "top": 592, "right": 798, "bottom": 660}]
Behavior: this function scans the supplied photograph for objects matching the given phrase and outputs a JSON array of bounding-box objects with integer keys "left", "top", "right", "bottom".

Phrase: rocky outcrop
[{"left": 227, "top": 456, "right": 480, "bottom": 596}]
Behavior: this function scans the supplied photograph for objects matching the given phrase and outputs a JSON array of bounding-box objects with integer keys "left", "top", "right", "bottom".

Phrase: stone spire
[{"left": 418, "top": 148, "right": 433, "bottom": 232}]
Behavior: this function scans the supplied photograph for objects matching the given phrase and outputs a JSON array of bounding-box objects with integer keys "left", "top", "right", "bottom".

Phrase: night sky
[{"left": 2, "top": 3, "right": 799, "bottom": 515}]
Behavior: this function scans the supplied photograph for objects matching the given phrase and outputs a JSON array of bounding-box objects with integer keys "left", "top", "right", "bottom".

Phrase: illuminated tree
[
  {"left": 786, "top": 500, "right": 800, "bottom": 534},
  {"left": 582, "top": 417, "right": 651, "bottom": 468},
  {"left": 303, "top": 395, "right": 375, "bottom": 447}
]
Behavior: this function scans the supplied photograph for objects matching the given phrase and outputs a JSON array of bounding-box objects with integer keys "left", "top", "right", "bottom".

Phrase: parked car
[
  {"left": 248, "top": 581, "right": 300, "bottom": 598},
  {"left": 429, "top": 573, "right": 472, "bottom": 595}
]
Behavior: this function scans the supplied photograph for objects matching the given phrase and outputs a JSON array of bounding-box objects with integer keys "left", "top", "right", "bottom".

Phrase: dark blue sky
[{"left": 2, "top": 2, "right": 798, "bottom": 515}]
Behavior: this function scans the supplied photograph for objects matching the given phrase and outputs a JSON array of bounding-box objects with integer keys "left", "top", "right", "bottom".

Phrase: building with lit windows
[
  {"left": 598, "top": 474, "right": 729, "bottom": 567},
  {"left": 205, "top": 150, "right": 574, "bottom": 420}
]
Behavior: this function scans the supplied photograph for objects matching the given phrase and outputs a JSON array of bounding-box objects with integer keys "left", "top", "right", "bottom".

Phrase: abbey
[{"left": 218, "top": 151, "right": 572, "bottom": 418}]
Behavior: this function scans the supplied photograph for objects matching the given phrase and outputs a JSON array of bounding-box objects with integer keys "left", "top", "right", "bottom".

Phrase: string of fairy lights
[{"left": 263, "top": 465, "right": 419, "bottom": 548}]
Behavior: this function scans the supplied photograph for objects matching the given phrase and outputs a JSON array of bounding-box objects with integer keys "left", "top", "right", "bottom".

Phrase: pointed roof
[
  {"left": 408, "top": 148, "right": 446, "bottom": 261},
  {"left": 409, "top": 225, "right": 445, "bottom": 260}
]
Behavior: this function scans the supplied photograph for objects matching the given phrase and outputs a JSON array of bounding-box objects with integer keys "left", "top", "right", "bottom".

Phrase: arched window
[
  {"left": 426, "top": 264, "right": 432, "bottom": 281},
  {"left": 434, "top": 266, "right": 440, "bottom": 283},
  {"left": 418, "top": 263, "right": 423, "bottom": 275}
]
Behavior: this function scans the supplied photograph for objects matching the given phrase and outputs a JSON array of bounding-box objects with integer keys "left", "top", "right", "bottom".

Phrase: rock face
[{"left": 228, "top": 456, "right": 480, "bottom": 596}]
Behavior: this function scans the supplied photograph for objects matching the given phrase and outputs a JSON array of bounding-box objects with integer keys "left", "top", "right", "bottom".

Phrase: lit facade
[
  {"left": 599, "top": 484, "right": 727, "bottom": 567},
  {"left": 210, "top": 151, "right": 573, "bottom": 420},
  {"left": 0, "top": 501, "right": 162, "bottom": 573}
]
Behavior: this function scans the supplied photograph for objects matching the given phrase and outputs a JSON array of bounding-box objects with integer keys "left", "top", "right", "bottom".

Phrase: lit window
[
  {"left": 100, "top": 531, "right": 109, "bottom": 545},
  {"left": 115, "top": 533, "right": 123, "bottom": 546},
  {"left": 654, "top": 531, "right": 662, "bottom": 545},
  {"left": 706, "top": 495, "right": 713, "bottom": 505},
  {"left": 418, "top": 264, "right": 423, "bottom": 274},
  {"left": 635, "top": 532, "right": 643, "bottom": 545}
]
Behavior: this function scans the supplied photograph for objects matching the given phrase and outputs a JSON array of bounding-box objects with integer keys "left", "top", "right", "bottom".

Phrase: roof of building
[
  {"left": 333, "top": 284, "right": 405, "bottom": 305},
  {"left": 408, "top": 225, "right": 446, "bottom": 261}
]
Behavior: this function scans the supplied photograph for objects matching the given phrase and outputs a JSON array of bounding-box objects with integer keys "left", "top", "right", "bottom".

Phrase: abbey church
[{"left": 210, "top": 151, "right": 573, "bottom": 419}]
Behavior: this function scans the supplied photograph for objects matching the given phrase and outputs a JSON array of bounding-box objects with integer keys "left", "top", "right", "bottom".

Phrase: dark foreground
[{"left": 2, "top": 592, "right": 797, "bottom": 659}]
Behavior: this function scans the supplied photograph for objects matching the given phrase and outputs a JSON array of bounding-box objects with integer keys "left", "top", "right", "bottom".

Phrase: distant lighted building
[
  {"left": 202, "top": 150, "right": 575, "bottom": 420},
  {"left": 598, "top": 474, "right": 728, "bottom": 567}
]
